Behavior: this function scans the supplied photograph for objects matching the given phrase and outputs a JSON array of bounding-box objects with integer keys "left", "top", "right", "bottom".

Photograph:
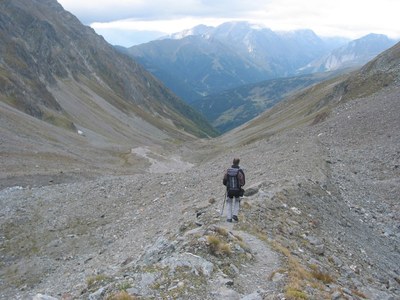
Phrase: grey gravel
[{"left": 1, "top": 87, "right": 399, "bottom": 299}]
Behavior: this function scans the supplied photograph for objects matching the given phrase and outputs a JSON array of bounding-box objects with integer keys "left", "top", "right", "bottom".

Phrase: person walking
[{"left": 223, "top": 158, "right": 245, "bottom": 222}]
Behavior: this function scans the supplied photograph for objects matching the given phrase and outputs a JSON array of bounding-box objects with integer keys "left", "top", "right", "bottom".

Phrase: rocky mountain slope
[
  {"left": 1, "top": 34, "right": 399, "bottom": 300},
  {"left": 122, "top": 22, "right": 345, "bottom": 102},
  {"left": 0, "top": 0, "right": 217, "bottom": 188},
  {"left": 300, "top": 34, "right": 397, "bottom": 73}
]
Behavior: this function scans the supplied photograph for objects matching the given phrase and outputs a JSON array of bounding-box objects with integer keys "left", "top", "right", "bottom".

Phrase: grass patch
[
  {"left": 206, "top": 235, "right": 232, "bottom": 256},
  {"left": 241, "top": 201, "right": 252, "bottom": 209},
  {"left": 86, "top": 274, "right": 110, "bottom": 289},
  {"left": 286, "top": 287, "right": 308, "bottom": 300},
  {"left": 309, "top": 264, "right": 334, "bottom": 284},
  {"left": 351, "top": 289, "right": 367, "bottom": 299},
  {"left": 311, "top": 270, "right": 334, "bottom": 284},
  {"left": 41, "top": 108, "right": 76, "bottom": 131},
  {"left": 237, "top": 240, "right": 251, "bottom": 252},
  {"left": 117, "top": 281, "right": 132, "bottom": 291},
  {"left": 215, "top": 226, "right": 228, "bottom": 237},
  {"left": 106, "top": 291, "right": 138, "bottom": 300}
]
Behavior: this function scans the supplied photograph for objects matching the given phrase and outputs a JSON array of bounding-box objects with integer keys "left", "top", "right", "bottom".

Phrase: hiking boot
[
  {"left": 227, "top": 218, "right": 232, "bottom": 223},
  {"left": 233, "top": 215, "right": 239, "bottom": 222}
]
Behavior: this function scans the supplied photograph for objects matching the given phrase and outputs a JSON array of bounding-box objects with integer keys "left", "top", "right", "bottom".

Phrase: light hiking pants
[{"left": 226, "top": 196, "right": 240, "bottom": 219}]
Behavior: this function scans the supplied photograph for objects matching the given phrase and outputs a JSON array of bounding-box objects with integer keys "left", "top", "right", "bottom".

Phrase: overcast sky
[{"left": 58, "top": 0, "right": 400, "bottom": 47}]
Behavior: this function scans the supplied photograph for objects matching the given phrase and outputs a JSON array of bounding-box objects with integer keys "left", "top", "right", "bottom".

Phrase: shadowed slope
[{"left": 0, "top": 0, "right": 217, "bottom": 186}]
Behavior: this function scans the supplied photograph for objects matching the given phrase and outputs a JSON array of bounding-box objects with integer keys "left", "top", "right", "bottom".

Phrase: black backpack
[{"left": 226, "top": 168, "right": 242, "bottom": 197}]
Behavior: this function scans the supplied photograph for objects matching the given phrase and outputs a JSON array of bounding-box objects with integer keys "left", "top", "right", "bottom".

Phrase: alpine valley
[
  {"left": 120, "top": 22, "right": 397, "bottom": 132},
  {"left": 0, "top": 1, "right": 399, "bottom": 300}
]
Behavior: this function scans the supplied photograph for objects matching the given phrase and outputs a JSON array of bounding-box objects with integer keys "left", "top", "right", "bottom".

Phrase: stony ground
[{"left": 0, "top": 87, "right": 399, "bottom": 299}]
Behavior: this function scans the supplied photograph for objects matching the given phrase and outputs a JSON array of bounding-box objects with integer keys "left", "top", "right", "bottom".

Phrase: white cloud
[
  {"left": 58, "top": 0, "right": 400, "bottom": 46},
  {"left": 91, "top": 17, "right": 234, "bottom": 33}
]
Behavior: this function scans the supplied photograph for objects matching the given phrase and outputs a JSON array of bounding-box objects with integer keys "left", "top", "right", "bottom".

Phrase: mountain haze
[
  {"left": 122, "top": 22, "right": 346, "bottom": 102},
  {"left": 190, "top": 71, "right": 342, "bottom": 133},
  {"left": 120, "top": 34, "right": 267, "bottom": 102},
  {"left": 0, "top": 0, "right": 217, "bottom": 185},
  {"left": 300, "top": 33, "right": 397, "bottom": 73}
]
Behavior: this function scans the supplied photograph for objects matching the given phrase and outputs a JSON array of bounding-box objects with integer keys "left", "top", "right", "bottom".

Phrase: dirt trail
[
  {"left": 233, "top": 230, "right": 281, "bottom": 293},
  {"left": 205, "top": 219, "right": 284, "bottom": 299},
  {"left": 131, "top": 146, "right": 194, "bottom": 173}
]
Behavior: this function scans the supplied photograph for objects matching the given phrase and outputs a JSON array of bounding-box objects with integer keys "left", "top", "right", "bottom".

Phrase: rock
[
  {"left": 314, "top": 244, "right": 325, "bottom": 255},
  {"left": 331, "top": 291, "right": 342, "bottom": 300},
  {"left": 241, "top": 291, "right": 263, "bottom": 300},
  {"left": 32, "top": 294, "right": 58, "bottom": 300},
  {"left": 230, "top": 263, "right": 240, "bottom": 275},
  {"left": 160, "top": 252, "right": 214, "bottom": 277},
  {"left": 225, "top": 279, "right": 234, "bottom": 287},
  {"left": 126, "top": 287, "right": 140, "bottom": 296},
  {"left": 88, "top": 287, "right": 105, "bottom": 300},
  {"left": 140, "top": 237, "right": 175, "bottom": 265},
  {"left": 244, "top": 186, "right": 259, "bottom": 197},
  {"left": 271, "top": 272, "right": 285, "bottom": 282},
  {"left": 363, "top": 286, "right": 397, "bottom": 300},
  {"left": 330, "top": 255, "right": 343, "bottom": 267},
  {"left": 290, "top": 207, "right": 301, "bottom": 215},
  {"left": 306, "top": 235, "right": 322, "bottom": 245}
]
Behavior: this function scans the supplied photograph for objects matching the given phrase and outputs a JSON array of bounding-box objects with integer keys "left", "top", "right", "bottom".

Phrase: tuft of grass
[
  {"left": 351, "top": 289, "right": 367, "bottom": 299},
  {"left": 215, "top": 226, "right": 228, "bottom": 237},
  {"left": 237, "top": 240, "right": 250, "bottom": 252},
  {"left": 286, "top": 287, "right": 308, "bottom": 300},
  {"left": 117, "top": 281, "right": 132, "bottom": 291},
  {"left": 86, "top": 274, "right": 109, "bottom": 288},
  {"left": 311, "top": 270, "right": 334, "bottom": 284},
  {"left": 309, "top": 264, "right": 334, "bottom": 284},
  {"left": 271, "top": 241, "right": 311, "bottom": 299},
  {"left": 219, "top": 243, "right": 232, "bottom": 255},
  {"left": 241, "top": 201, "right": 252, "bottom": 209},
  {"left": 106, "top": 291, "right": 138, "bottom": 300},
  {"left": 206, "top": 235, "right": 231, "bottom": 256}
]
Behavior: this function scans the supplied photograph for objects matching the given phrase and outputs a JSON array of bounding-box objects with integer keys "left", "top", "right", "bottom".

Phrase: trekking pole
[{"left": 220, "top": 190, "right": 227, "bottom": 216}]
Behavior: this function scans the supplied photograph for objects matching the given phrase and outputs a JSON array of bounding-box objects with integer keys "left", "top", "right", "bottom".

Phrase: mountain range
[
  {"left": 120, "top": 22, "right": 397, "bottom": 104},
  {"left": 299, "top": 33, "right": 397, "bottom": 73}
]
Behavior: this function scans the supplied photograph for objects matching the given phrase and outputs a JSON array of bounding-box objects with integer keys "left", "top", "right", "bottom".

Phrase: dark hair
[{"left": 233, "top": 158, "right": 240, "bottom": 165}]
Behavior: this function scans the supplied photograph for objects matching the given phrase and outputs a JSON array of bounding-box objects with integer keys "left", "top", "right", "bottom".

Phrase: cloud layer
[{"left": 58, "top": 0, "right": 400, "bottom": 46}]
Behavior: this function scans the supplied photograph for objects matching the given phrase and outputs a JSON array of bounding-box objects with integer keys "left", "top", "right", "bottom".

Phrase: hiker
[{"left": 223, "top": 158, "right": 245, "bottom": 222}]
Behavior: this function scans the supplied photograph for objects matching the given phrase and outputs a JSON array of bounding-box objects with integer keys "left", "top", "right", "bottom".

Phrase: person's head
[{"left": 233, "top": 158, "right": 240, "bottom": 166}]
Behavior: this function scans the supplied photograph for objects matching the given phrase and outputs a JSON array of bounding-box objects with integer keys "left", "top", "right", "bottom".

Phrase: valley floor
[{"left": 0, "top": 87, "right": 399, "bottom": 299}]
